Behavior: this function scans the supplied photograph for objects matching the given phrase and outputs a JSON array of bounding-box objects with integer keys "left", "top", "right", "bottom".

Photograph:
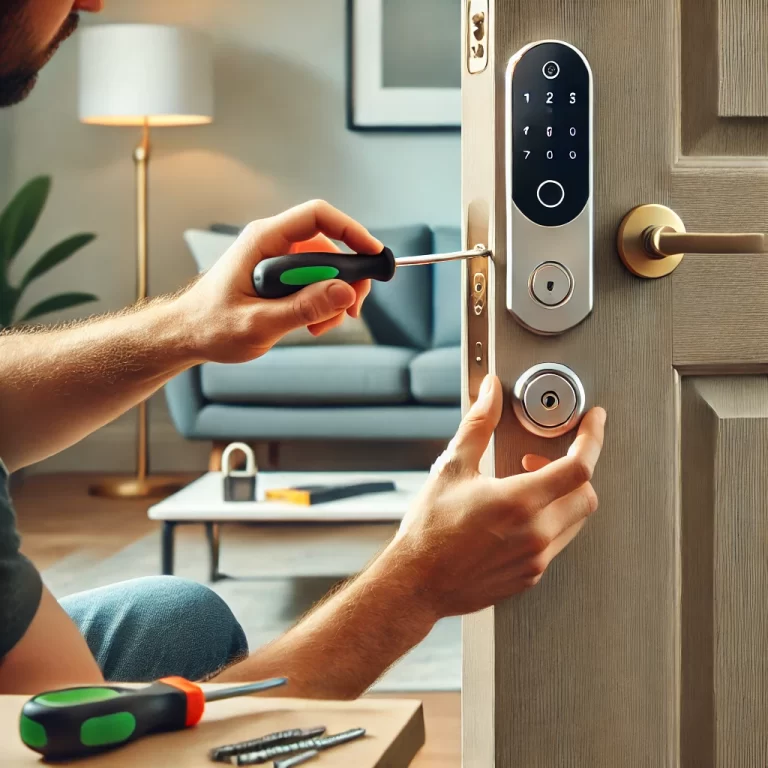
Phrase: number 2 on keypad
[{"left": 546, "top": 91, "right": 553, "bottom": 104}]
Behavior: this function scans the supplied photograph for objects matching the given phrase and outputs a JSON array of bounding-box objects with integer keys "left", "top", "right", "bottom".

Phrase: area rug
[{"left": 42, "top": 523, "right": 461, "bottom": 692}]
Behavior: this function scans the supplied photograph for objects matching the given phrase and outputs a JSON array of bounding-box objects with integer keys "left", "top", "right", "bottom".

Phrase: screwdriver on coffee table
[
  {"left": 252, "top": 244, "right": 491, "bottom": 299},
  {"left": 19, "top": 676, "right": 288, "bottom": 761}
]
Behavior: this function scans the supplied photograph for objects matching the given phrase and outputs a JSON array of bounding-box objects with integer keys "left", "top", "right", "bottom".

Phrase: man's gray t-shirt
[{"left": 0, "top": 460, "right": 43, "bottom": 659}]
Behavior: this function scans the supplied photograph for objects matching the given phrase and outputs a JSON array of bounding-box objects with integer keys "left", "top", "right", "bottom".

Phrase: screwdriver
[
  {"left": 252, "top": 245, "right": 491, "bottom": 299},
  {"left": 19, "top": 676, "right": 288, "bottom": 761}
]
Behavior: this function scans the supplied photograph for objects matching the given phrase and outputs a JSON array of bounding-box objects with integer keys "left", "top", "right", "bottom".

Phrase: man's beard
[{"left": 0, "top": 12, "right": 79, "bottom": 108}]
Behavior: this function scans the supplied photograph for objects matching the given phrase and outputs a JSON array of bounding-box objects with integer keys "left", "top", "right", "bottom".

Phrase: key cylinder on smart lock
[
  {"left": 505, "top": 40, "right": 593, "bottom": 334},
  {"left": 512, "top": 363, "right": 586, "bottom": 437}
]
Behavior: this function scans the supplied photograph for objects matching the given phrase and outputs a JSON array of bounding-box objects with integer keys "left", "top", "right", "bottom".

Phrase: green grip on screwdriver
[
  {"left": 20, "top": 682, "right": 188, "bottom": 761},
  {"left": 252, "top": 247, "right": 396, "bottom": 299}
]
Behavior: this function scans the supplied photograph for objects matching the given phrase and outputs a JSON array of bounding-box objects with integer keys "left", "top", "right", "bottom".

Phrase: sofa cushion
[
  {"left": 364, "top": 225, "right": 434, "bottom": 350},
  {"left": 200, "top": 346, "right": 417, "bottom": 405},
  {"left": 409, "top": 346, "right": 461, "bottom": 405},
  {"left": 431, "top": 227, "right": 462, "bottom": 348}
]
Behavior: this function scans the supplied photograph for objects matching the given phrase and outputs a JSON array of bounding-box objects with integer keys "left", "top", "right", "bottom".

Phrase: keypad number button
[
  {"left": 569, "top": 92, "right": 576, "bottom": 104},
  {"left": 546, "top": 91, "right": 554, "bottom": 104}
]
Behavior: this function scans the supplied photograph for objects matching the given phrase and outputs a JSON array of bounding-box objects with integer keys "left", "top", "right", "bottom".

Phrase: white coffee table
[{"left": 148, "top": 471, "right": 427, "bottom": 581}]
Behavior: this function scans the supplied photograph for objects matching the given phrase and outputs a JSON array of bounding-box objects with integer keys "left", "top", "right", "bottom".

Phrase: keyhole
[
  {"left": 541, "top": 391, "right": 559, "bottom": 410},
  {"left": 547, "top": 280, "right": 555, "bottom": 292}
]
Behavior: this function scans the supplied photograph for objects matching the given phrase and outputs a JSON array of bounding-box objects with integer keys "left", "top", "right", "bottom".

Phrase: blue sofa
[{"left": 164, "top": 225, "right": 463, "bottom": 447}]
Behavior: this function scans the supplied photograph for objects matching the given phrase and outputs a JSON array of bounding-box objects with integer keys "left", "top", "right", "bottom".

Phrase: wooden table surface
[{"left": 3, "top": 691, "right": 428, "bottom": 767}]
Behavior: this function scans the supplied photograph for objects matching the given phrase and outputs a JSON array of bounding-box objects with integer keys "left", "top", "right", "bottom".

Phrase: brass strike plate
[
  {"left": 617, "top": 203, "right": 686, "bottom": 278},
  {"left": 467, "top": 0, "right": 488, "bottom": 74}
]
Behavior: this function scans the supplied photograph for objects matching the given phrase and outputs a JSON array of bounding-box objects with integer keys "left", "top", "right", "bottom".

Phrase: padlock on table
[{"left": 221, "top": 442, "right": 258, "bottom": 502}]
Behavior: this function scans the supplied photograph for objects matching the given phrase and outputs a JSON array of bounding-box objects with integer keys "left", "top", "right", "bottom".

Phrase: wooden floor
[{"left": 13, "top": 473, "right": 461, "bottom": 767}]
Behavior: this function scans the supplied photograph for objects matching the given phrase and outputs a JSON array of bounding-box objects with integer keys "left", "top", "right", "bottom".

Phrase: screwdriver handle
[
  {"left": 19, "top": 678, "right": 202, "bottom": 761},
  {"left": 252, "top": 248, "right": 396, "bottom": 299}
]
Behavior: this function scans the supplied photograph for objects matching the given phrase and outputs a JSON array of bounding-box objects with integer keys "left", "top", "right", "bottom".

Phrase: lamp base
[{"left": 88, "top": 476, "right": 184, "bottom": 499}]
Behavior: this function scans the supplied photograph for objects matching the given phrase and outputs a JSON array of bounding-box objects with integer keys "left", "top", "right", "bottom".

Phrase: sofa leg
[
  {"left": 209, "top": 441, "right": 226, "bottom": 472},
  {"left": 268, "top": 441, "right": 280, "bottom": 469}
]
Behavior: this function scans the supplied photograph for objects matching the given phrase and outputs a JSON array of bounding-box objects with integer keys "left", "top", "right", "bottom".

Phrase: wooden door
[{"left": 460, "top": 1, "right": 768, "bottom": 766}]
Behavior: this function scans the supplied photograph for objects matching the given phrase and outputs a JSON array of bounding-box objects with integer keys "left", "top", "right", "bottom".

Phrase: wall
[{"left": 4, "top": 0, "right": 460, "bottom": 473}]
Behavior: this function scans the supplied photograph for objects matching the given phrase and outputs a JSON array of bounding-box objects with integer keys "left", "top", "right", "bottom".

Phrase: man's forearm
[
  {"left": 210, "top": 542, "right": 436, "bottom": 699},
  {"left": 0, "top": 298, "right": 200, "bottom": 472}
]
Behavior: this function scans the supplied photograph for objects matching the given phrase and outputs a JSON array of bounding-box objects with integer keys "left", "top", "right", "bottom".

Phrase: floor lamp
[{"left": 78, "top": 24, "right": 213, "bottom": 499}]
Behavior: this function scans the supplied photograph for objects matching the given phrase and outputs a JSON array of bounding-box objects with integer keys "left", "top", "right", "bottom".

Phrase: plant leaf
[
  {"left": 18, "top": 292, "right": 98, "bottom": 323},
  {"left": 0, "top": 176, "right": 51, "bottom": 265},
  {"left": 19, "top": 233, "right": 96, "bottom": 291},
  {"left": 0, "top": 283, "right": 20, "bottom": 329}
]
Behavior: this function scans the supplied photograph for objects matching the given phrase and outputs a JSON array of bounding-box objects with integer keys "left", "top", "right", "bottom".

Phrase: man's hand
[
  {"left": 176, "top": 199, "right": 382, "bottom": 364},
  {"left": 213, "top": 375, "right": 606, "bottom": 698},
  {"left": 392, "top": 374, "right": 606, "bottom": 618}
]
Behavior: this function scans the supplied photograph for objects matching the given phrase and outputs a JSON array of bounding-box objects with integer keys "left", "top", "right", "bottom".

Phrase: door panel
[
  {"left": 673, "top": 258, "right": 768, "bottom": 369},
  {"left": 717, "top": 0, "right": 768, "bottom": 118},
  {"left": 460, "top": 0, "right": 768, "bottom": 765},
  {"left": 681, "top": 378, "right": 768, "bottom": 768},
  {"left": 681, "top": 0, "right": 768, "bottom": 155}
]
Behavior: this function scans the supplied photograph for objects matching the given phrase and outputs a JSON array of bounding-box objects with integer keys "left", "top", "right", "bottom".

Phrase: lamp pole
[{"left": 89, "top": 122, "right": 182, "bottom": 500}]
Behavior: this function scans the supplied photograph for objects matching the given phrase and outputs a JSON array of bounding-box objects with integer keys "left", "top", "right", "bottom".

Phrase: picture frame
[{"left": 346, "top": 0, "right": 461, "bottom": 132}]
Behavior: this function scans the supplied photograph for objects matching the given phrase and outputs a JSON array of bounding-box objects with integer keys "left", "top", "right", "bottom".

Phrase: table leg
[
  {"left": 161, "top": 521, "right": 176, "bottom": 575},
  {"left": 205, "top": 522, "right": 222, "bottom": 582}
]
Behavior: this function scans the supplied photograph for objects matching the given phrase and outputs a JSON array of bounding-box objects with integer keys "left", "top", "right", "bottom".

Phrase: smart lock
[{"left": 505, "top": 40, "right": 593, "bottom": 334}]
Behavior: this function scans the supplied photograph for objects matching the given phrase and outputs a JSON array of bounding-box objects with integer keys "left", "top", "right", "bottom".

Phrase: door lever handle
[
  {"left": 644, "top": 228, "right": 765, "bottom": 258},
  {"left": 618, "top": 203, "right": 766, "bottom": 278}
]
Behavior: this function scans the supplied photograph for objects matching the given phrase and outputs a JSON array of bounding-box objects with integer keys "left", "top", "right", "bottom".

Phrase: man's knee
[{"left": 61, "top": 576, "right": 248, "bottom": 682}]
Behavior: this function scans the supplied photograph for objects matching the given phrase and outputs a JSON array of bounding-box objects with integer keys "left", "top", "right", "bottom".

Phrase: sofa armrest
[{"left": 164, "top": 367, "right": 206, "bottom": 438}]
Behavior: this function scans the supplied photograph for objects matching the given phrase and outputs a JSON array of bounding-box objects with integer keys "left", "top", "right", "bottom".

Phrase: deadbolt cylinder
[{"left": 512, "top": 363, "right": 586, "bottom": 438}]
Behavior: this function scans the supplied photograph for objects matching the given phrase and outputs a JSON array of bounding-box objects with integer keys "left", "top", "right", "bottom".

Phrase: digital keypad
[{"left": 511, "top": 42, "right": 591, "bottom": 227}]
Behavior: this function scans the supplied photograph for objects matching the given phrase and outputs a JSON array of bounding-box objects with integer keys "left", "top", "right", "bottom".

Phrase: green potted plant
[
  {"left": 1, "top": 176, "right": 97, "bottom": 489},
  {"left": 0, "top": 175, "right": 97, "bottom": 330}
]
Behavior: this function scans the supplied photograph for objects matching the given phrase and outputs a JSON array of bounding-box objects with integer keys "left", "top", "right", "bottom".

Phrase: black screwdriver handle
[{"left": 252, "top": 248, "right": 396, "bottom": 299}]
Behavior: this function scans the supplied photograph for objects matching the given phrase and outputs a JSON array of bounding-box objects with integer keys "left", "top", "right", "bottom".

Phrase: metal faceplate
[{"left": 505, "top": 40, "right": 594, "bottom": 334}]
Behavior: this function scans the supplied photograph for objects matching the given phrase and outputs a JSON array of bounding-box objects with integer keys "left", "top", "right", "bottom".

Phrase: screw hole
[{"left": 547, "top": 280, "right": 554, "bottom": 292}]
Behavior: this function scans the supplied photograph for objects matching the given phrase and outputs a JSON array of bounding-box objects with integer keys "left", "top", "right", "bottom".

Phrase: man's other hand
[
  {"left": 177, "top": 200, "right": 381, "bottom": 364},
  {"left": 393, "top": 374, "right": 607, "bottom": 619}
]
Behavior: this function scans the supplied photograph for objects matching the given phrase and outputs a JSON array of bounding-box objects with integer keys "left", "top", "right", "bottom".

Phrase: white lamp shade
[{"left": 78, "top": 24, "right": 213, "bottom": 126}]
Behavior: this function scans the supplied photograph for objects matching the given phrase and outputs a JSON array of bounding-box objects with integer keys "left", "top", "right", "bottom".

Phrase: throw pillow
[{"left": 182, "top": 229, "right": 374, "bottom": 346}]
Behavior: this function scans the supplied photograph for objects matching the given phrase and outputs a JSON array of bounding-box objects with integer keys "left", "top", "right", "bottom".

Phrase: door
[{"left": 460, "top": 1, "right": 768, "bottom": 766}]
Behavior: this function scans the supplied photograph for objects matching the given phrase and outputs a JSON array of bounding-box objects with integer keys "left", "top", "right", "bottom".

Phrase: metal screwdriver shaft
[
  {"left": 394, "top": 245, "right": 491, "bottom": 266},
  {"left": 252, "top": 245, "right": 491, "bottom": 299},
  {"left": 205, "top": 678, "right": 288, "bottom": 702}
]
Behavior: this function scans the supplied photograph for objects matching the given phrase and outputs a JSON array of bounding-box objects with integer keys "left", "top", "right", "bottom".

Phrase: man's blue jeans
[{"left": 60, "top": 576, "right": 249, "bottom": 682}]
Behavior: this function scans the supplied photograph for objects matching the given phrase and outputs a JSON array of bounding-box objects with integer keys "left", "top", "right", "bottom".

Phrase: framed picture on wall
[{"left": 347, "top": 0, "right": 461, "bottom": 131}]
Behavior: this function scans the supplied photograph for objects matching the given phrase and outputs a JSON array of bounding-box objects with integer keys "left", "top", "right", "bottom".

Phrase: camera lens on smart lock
[{"left": 543, "top": 60, "right": 559, "bottom": 78}]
